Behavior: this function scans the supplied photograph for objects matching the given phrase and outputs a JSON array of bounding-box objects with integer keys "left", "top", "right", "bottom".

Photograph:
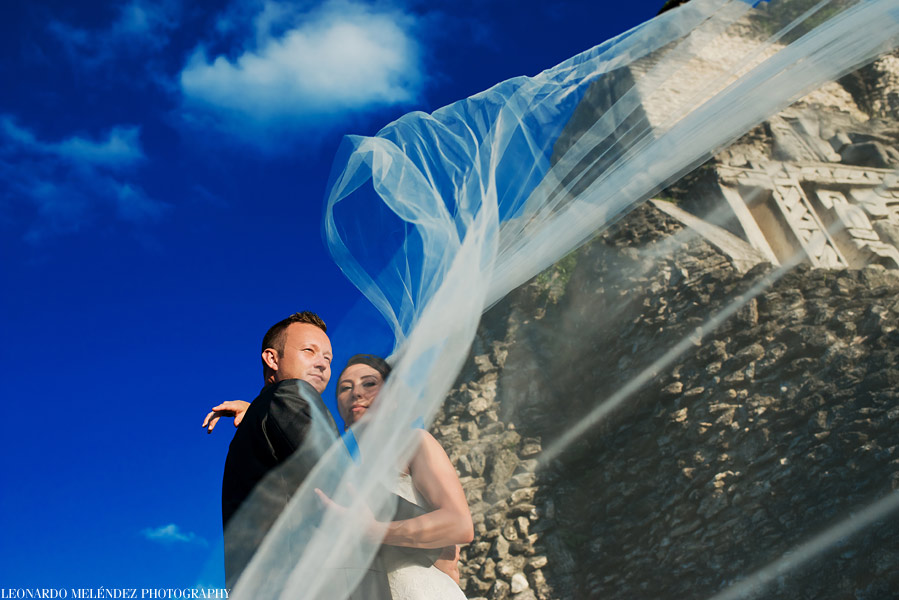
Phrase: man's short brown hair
[{"left": 261, "top": 312, "right": 327, "bottom": 375}]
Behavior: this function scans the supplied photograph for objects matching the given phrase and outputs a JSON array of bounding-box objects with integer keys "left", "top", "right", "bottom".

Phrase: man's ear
[{"left": 262, "top": 348, "right": 280, "bottom": 372}]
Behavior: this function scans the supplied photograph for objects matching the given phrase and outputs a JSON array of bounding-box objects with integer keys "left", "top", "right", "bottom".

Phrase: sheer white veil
[{"left": 228, "top": 1, "right": 899, "bottom": 598}]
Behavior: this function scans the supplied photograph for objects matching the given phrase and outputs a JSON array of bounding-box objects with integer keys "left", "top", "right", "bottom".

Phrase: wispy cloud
[
  {"left": 178, "top": 0, "right": 425, "bottom": 149},
  {"left": 49, "top": 0, "right": 180, "bottom": 67},
  {"left": 1, "top": 118, "right": 145, "bottom": 168},
  {"left": 113, "top": 0, "right": 177, "bottom": 41},
  {"left": 0, "top": 116, "right": 167, "bottom": 243},
  {"left": 142, "top": 524, "right": 208, "bottom": 546}
]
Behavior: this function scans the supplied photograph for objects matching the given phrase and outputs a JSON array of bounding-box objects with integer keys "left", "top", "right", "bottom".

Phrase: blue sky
[{"left": 0, "top": 0, "right": 657, "bottom": 588}]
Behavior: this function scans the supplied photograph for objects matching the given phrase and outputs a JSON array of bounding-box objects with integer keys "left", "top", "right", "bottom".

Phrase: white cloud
[
  {"left": 0, "top": 116, "right": 167, "bottom": 242},
  {"left": 142, "top": 524, "right": 208, "bottom": 546},
  {"left": 178, "top": 0, "right": 424, "bottom": 146}
]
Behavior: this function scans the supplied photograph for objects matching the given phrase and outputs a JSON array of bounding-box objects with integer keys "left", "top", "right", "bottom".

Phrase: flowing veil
[{"left": 227, "top": 1, "right": 899, "bottom": 598}]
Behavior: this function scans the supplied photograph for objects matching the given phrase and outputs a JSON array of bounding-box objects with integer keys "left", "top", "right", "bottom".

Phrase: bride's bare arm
[{"left": 380, "top": 431, "right": 474, "bottom": 549}]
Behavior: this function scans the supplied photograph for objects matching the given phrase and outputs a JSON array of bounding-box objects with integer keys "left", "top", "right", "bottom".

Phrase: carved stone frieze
[
  {"left": 775, "top": 179, "right": 846, "bottom": 268},
  {"left": 712, "top": 161, "right": 899, "bottom": 269},
  {"left": 815, "top": 189, "right": 899, "bottom": 268}
]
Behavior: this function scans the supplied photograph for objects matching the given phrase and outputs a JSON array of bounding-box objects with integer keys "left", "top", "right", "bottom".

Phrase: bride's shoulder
[
  {"left": 410, "top": 429, "right": 452, "bottom": 464},
  {"left": 412, "top": 428, "right": 442, "bottom": 449},
  {"left": 414, "top": 427, "right": 435, "bottom": 441}
]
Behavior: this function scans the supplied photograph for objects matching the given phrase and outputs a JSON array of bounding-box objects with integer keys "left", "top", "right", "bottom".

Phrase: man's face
[{"left": 270, "top": 323, "right": 333, "bottom": 393}]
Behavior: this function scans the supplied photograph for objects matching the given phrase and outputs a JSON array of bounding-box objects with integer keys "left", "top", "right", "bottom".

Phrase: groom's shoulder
[
  {"left": 230, "top": 379, "right": 326, "bottom": 448},
  {"left": 267, "top": 378, "right": 324, "bottom": 411},
  {"left": 243, "top": 379, "right": 316, "bottom": 413},
  {"left": 270, "top": 378, "right": 320, "bottom": 397}
]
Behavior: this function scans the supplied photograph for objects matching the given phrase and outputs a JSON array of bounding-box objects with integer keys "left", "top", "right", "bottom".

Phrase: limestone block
[
  {"left": 849, "top": 188, "right": 892, "bottom": 217},
  {"left": 873, "top": 218, "right": 899, "bottom": 249},
  {"left": 829, "top": 132, "right": 852, "bottom": 152},
  {"left": 490, "top": 579, "right": 510, "bottom": 600},
  {"left": 815, "top": 189, "right": 845, "bottom": 209},
  {"left": 480, "top": 558, "right": 496, "bottom": 581},
  {"left": 841, "top": 141, "right": 899, "bottom": 169},
  {"left": 834, "top": 198, "right": 875, "bottom": 231},
  {"left": 859, "top": 240, "right": 899, "bottom": 269},
  {"left": 511, "top": 573, "right": 530, "bottom": 594}
]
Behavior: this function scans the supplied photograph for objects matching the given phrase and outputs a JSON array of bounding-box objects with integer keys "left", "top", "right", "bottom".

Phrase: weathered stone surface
[
  {"left": 467, "top": 446, "right": 488, "bottom": 477},
  {"left": 436, "top": 42, "right": 899, "bottom": 600},
  {"left": 840, "top": 140, "right": 899, "bottom": 168},
  {"left": 510, "top": 472, "right": 537, "bottom": 489},
  {"left": 496, "top": 557, "right": 526, "bottom": 580},
  {"left": 511, "top": 572, "right": 530, "bottom": 594},
  {"left": 468, "top": 576, "right": 492, "bottom": 595},
  {"left": 490, "top": 579, "right": 510, "bottom": 600},
  {"left": 438, "top": 201, "right": 899, "bottom": 599}
]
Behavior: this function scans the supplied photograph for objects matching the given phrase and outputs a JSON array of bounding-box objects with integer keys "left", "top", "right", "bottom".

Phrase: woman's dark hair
[{"left": 341, "top": 354, "right": 392, "bottom": 381}]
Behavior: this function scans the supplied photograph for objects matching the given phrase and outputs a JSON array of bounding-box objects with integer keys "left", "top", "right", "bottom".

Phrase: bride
[{"left": 328, "top": 354, "right": 472, "bottom": 598}]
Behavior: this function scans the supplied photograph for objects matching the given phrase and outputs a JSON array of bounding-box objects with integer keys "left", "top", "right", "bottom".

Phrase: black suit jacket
[
  {"left": 222, "top": 379, "right": 341, "bottom": 587},
  {"left": 221, "top": 378, "right": 338, "bottom": 527}
]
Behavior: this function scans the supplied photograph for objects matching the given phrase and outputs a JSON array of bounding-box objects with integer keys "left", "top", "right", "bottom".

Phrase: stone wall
[
  {"left": 428, "top": 13, "right": 899, "bottom": 600},
  {"left": 432, "top": 205, "right": 899, "bottom": 599}
]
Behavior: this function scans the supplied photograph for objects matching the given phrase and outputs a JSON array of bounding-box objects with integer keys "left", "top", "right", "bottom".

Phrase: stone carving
[
  {"left": 772, "top": 175, "right": 847, "bottom": 268},
  {"left": 713, "top": 161, "right": 899, "bottom": 270},
  {"left": 817, "top": 189, "right": 899, "bottom": 268},
  {"left": 553, "top": 22, "right": 899, "bottom": 273}
]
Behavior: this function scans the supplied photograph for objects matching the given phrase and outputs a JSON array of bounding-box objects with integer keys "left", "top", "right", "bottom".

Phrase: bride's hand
[
  {"left": 435, "top": 545, "right": 461, "bottom": 584},
  {"left": 313, "top": 487, "right": 344, "bottom": 513},
  {"left": 202, "top": 400, "right": 251, "bottom": 433},
  {"left": 314, "top": 487, "right": 383, "bottom": 543}
]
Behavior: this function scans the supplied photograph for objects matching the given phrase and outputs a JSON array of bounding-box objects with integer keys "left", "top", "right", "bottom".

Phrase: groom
[{"left": 220, "top": 311, "right": 343, "bottom": 587}]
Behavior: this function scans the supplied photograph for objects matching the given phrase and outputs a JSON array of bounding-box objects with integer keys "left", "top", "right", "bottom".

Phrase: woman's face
[{"left": 336, "top": 363, "right": 384, "bottom": 426}]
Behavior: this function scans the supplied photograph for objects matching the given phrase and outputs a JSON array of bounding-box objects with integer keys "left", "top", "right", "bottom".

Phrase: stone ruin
[
  {"left": 430, "top": 27, "right": 899, "bottom": 600},
  {"left": 691, "top": 97, "right": 899, "bottom": 271},
  {"left": 564, "top": 15, "right": 899, "bottom": 275},
  {"left": 652, "top": 37, "right": 899, "bottom": 272}
]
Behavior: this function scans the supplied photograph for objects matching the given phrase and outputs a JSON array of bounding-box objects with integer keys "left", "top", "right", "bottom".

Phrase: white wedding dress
[{"left": 383, "top": 473, "right": 468, "bottom": 600}]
